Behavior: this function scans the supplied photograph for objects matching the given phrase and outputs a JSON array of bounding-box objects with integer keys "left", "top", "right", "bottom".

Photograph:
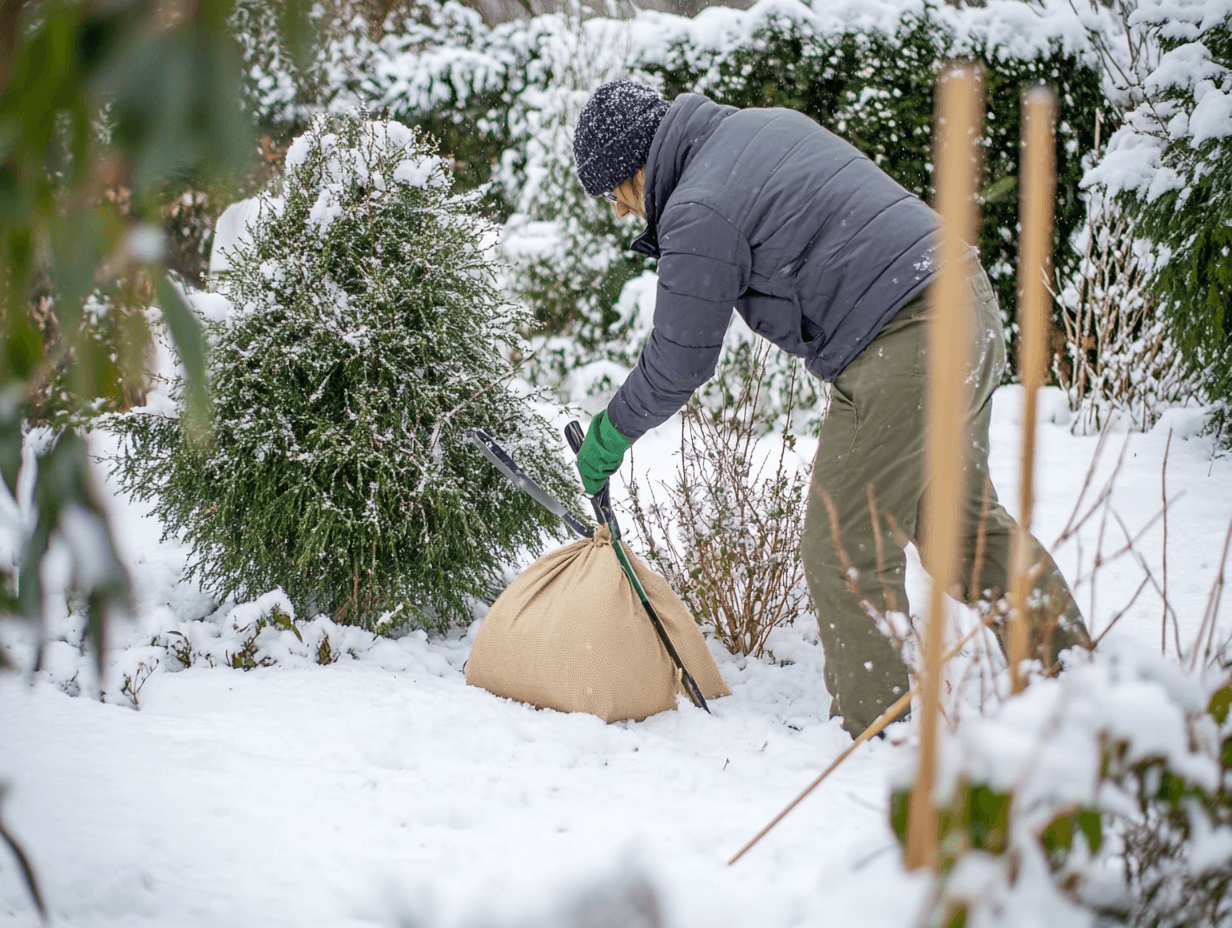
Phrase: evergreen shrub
[{"left": 115, "top": 113, "right": 580, "bottom": 631}]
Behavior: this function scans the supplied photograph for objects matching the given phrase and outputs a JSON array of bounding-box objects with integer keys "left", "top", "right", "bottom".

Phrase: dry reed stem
[
  {"left": 868, "top": 484, "right": 899, "bottom": 613},
  {"left": 727, "top": 618, "right": 994, "bottom": 866},
  {"left": 1191, "top": 516, "right": 1232, "bottom": 671},
  {"left": 969, "top": 477, "right": 993, "bottom": 602},
  {"left": 1008, "top": 86, "right": 1057, "bottom": 695},
  {"left": 906, "top": 61, "right": 983, "bottom": 872},
  {"left": 816, "top": 484, "right": 878, "bottom": 618}
]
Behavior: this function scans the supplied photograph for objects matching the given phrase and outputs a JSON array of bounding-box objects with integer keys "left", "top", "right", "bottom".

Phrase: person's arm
[
  {"left": 577, "top": 204, "right": 748, "bottom": 493},
  {"left": 607, "top": 204, "right": 749, "bottom": 442}
]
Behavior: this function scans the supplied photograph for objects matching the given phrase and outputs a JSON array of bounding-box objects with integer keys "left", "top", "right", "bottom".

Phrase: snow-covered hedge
[
  {"left": 1085, "top": 0, "right": 1232, "bottom": 444},
  {"left": 234, "top": 0, "right": 1107, "bottom": 397}
]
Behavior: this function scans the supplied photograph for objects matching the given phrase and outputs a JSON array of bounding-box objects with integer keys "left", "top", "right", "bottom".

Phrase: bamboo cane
[
  {"left": 1008, "top": 87, "right": 1057, "bottom": 694},
  {"left": 726, "top": 620, "right": 992, "bottom": 866},
  {"left": 905, "top": 62, "right": 984, "bottom": 873}
]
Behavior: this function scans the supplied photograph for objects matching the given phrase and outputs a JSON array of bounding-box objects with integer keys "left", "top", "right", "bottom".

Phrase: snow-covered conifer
[{"left": 117, "top": 113, "right": 579, "bottom": 631}]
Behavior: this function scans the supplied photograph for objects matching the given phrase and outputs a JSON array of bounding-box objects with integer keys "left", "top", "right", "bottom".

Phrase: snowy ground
[{"left": 1, "top": 383, "right": 1229, "bottom": 928}]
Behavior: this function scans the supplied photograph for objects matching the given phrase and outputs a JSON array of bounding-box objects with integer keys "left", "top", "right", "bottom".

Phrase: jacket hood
[{"left": 630, "top": 94, "right": 738, "bottom": 259}]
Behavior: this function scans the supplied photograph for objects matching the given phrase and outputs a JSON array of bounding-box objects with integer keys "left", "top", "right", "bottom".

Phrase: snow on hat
[{"left": 573, "top": 80, "right": 670, "bottom": 197}]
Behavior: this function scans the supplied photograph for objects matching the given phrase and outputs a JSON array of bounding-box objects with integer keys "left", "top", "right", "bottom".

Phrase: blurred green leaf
[
  {"left": 22, "top": 431, "right": 132, "bottom": 668},
  {"left": 3, "top": 309, "right": 41, "bottom": 381},
  {"left": 0, "top": 381, "right": 22, "bottom": 495},
  {"left": 1077, "top": 809, "right": 1102, "bottom": 854},
  {"left": 981, "top": 174, "right": 1017, "bottom": 205},
  {"left": 94, "top": 7, "right": 253, "bottom": 198},
  {"left": 50, "top": 205, "right": 124, "bottom": 330},
  {"left": 15, "top": 514, "right": 49, "bottom": 621},
  {"left": 1210, "top": 684, "right": 1232, "bottom": 724},
  {"left": 275, "top": 0, "right": 318, "bottom": 77},
  {"left": 155, "top": 275, "right": 211, "bottom": 437}
]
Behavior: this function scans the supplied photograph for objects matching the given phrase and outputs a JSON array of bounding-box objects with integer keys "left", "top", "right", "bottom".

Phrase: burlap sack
[{"left": 466, "top": 525, "right": 730, "bottom": 722}]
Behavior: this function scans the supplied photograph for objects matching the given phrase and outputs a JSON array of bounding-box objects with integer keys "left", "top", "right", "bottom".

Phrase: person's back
[
  {"left": 642, "top": 95, "right": 940, "bottom": 381},
  {"left": 609, "top": 93, "right": 942, "bottom": 440}
]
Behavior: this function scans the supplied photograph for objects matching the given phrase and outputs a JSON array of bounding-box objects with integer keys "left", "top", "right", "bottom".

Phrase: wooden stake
[
  {"left": 905, "top": 62, "right": 984, "bottom": 873},
  {"left": 1008, "top": 86, "right": 1057, "bottom": 694}
]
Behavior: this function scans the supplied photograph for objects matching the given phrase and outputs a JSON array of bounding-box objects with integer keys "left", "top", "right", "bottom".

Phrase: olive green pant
[{"left": 800, "top": 266, "right": 1090, "bottom": 737}]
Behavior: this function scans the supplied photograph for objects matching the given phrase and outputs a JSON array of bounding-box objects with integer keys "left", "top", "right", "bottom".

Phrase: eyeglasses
[{"left": 601, "top": 192, "right": 618, "bottom": 203}]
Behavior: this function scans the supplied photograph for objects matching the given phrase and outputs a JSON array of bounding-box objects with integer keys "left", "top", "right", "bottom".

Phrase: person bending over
[{"left": 571, "top": 80, "right": 1090, "bottom": 736}]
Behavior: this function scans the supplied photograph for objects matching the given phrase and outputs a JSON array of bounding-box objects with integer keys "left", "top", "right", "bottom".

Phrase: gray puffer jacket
[{"left": 606, "top": 93, "right": 941, "bottom": 442}]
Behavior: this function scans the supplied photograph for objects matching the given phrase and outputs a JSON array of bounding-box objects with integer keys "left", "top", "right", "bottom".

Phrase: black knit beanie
[{"left": 573, "top": 80, "right": 671, "bottom": 197}]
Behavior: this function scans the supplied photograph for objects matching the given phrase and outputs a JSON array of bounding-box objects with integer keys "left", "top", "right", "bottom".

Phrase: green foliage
[
  {"left": 229, "top": 607, "right": 301, "bottom": 670},
  {"left": 113, "top": 113, "right": 580, "bottom": 631},
  {"left": 641, "top": 8, "right": 1104, "bottom": 371},
  {"left": 891, "top": 672, "right": 1232, "bottom": 928},
  {"left": 1112, "top": 700, "right": 1232, "bottom": 928},
  {"left": 1040, "top": 808, "right": 1103, "bottom": 871},
  {"left": 890, "top": 780, "right": 1017, "bottom": 928},
  {"left": 1111, "top": 8, "right": 1232, "bottom": 441},
  {"left": 890, "top": 781, "right": 1014, "bottom": 865}
]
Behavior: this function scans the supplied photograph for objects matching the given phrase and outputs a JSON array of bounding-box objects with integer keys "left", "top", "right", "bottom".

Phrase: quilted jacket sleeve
[{"left": 606, "top": 203, "right": 750, "bottom": 442}]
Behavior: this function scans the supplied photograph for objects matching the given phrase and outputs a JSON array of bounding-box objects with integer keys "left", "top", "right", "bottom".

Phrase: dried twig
[
  {"left": 1161, "top": 430, "right": 1174, "bottom": 655},
  {"left": 1070, "top": 503, "right": 1172, "bottom": 588},
  {"left": 969, "top": 477, "right": 992, "bottom": 601},
  {"left": 1052, "top": 426, "right": 1113, "bottom": 546},
  {"left": 1092, "top": 574, "right": 1150, "bottom": 648},
  {"left": 1053, "top": 429, "right": 1132, "bottom": 549},
  {"left": 1050, "top": 101, "right": 1189, "bottom": 433},
  {"left": 1191, "top": 516, "right": 1232, "bottom": 671},
  {"left": 624, "top": 345, "right": 809, "bottom": 658},
  {"left": 1163, "top": 431, "right": 1182, "bottom": 655},
  {"left": 727, "top": 618, "right": 993, "bottom": 867},
  {"left": 867, "top": 484, "right": 898, "bottom": 613}
]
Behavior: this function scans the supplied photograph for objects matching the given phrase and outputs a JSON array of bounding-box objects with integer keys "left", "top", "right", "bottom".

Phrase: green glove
[{"left": 576, "top": 410, "right": 633, "bottom": 495}]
